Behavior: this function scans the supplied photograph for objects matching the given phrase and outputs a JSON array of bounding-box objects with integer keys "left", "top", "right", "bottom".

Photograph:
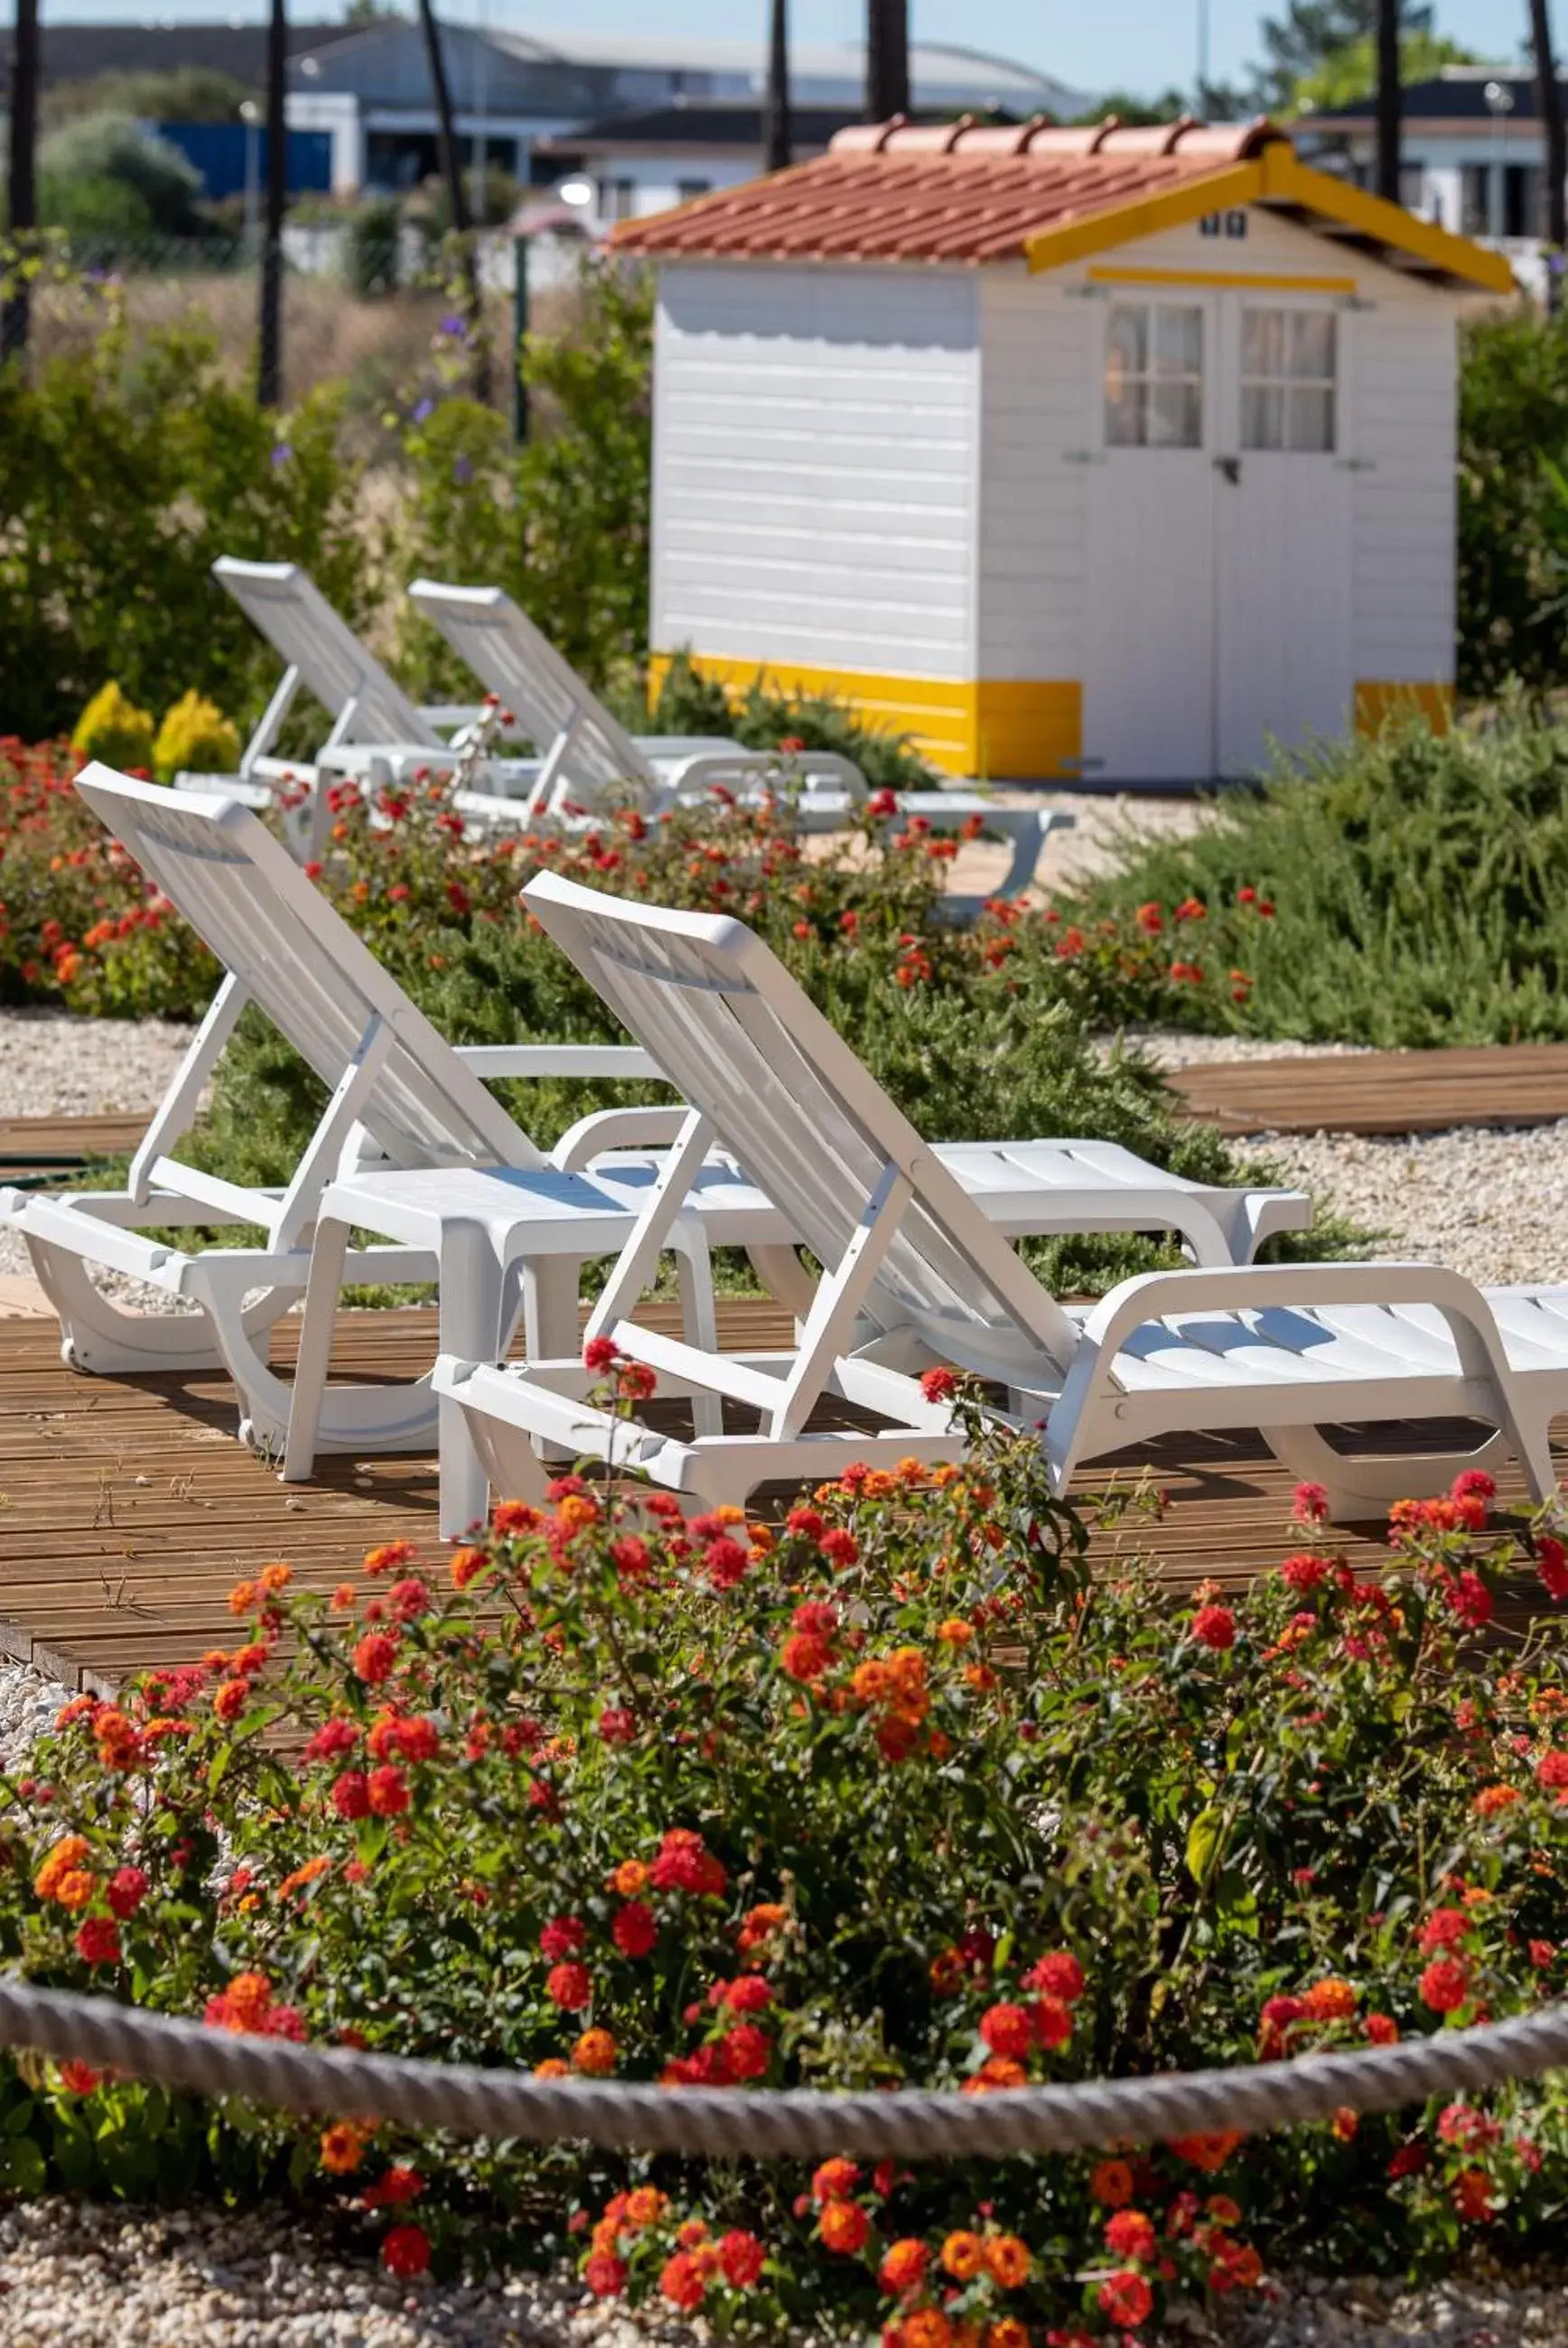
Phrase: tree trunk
[
  {"left": 1, "top": 0, "right": 41, "bottom": 364},
  {"left": 257, "top": 0, "right": 287, "bottom": 407},
  {"left": 1529, "top": 0, "right": 1568, "bottom": 294},
  {"left": 1374, "top": 0, "right": 1402, "bottom": 204},
  {"left": 416, "top": 0, "right": 490, "bottom": 402},
  {"left": 761, "top": 0, "right": 793, "bottom": 173},
  {"left": 866, "top": 0, "right": 910, "bottom": 123}
]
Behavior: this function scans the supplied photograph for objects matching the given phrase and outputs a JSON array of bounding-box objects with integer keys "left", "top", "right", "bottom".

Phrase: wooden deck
[
  {"left": 0, "top": 1307, "right": 1555, "bottom": 1694},
  {"left": 0, "top": 1112, "right": 150, "bottom": 1180},
  {"left": 1168, "top": 1043, "right": 1568, "bottom": 1137}
]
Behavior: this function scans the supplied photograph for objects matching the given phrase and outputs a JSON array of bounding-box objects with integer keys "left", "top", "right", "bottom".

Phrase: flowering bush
[{"left": 6, "top": 1403, "right": 1568, "bottom": 2326}]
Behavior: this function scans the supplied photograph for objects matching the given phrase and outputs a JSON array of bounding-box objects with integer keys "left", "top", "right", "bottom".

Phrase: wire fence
[{"left": 4, "top": 1978, "right": 1568, "bottom": 2161}]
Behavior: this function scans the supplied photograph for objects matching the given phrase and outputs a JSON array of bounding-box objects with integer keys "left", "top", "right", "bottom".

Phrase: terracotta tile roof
[{"left": 610, "top": 116, "right": 1288, "bottom": 266}]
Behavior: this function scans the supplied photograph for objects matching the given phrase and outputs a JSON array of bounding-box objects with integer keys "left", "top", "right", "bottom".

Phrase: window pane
[
  {"left": 1150, "top": 379, "right": 1201, "bottom": 447},
  {"left": 1288, "top": 310, "right": 1336, "bottom": 382},
  {"left": 1242, "top": 307, "right": 1286, "bottom": 379},
  {"left": 1241, "top": 384, "right": 1285, "bottom": 450},
  {"left": 1106, "top": 380, "right": 1147, "bottom": 446},
  {"left": 1153, "top": 304, "right": 1202, "bottom": 377},
  {"left": 1287, "top": 386, "right": 1335, "bottom": 452},
  {"left": 1106, "top": 305, "right": 1147, "bottom": 378}
]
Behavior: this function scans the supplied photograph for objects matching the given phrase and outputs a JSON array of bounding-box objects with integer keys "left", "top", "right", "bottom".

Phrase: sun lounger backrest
[
  {"left": 523, "top": 873, "right": 1079, "bottom": 1372},
  {"left": 409, "top": 579, "right": 654, "bottom": 797},
  {"left": 75, "top": 767, "right": 542, "bottom": 1173},
  {"left": 216, "top": 559, "right": 440, "bottom": 752}
]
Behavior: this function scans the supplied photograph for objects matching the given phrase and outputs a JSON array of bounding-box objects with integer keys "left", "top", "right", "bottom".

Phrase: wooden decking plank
[
  {"left": 0, "top": 1111, "right": 151, "bottom": 1175},
  {"left": 1167, "top": 1043, "right": 1568, "bottom": 1137}
]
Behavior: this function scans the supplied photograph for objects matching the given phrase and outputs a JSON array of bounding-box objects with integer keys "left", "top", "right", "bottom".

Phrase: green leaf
[{"left": 1185, "top": 1805, "right": 1226, "bottom": 1887}]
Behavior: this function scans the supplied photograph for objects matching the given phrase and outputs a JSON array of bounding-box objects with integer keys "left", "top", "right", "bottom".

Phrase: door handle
[{"left": 1213, "top": 455, "right": 1241, "bottom": 485}]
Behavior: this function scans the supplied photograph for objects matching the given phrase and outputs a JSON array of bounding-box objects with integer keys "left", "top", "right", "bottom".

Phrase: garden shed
[{"left": 613, "top": 119, "right": 1510, "bottom": 785}]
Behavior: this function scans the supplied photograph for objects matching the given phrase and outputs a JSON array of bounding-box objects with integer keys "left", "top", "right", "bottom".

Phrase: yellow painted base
[
  {"left": 1353, "top": 681, "right": 1454, "bottom": 737},
  {"left": 648, "top": 652, "right": 1083, "bottom": 781}
]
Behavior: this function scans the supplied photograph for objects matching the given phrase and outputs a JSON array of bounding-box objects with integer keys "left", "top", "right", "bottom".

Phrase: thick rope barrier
[{"left": 4, "top": 1980, "right": 1568, "bottom": 2160}]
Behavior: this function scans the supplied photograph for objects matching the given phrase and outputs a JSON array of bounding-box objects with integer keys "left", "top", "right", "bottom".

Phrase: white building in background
[
  {"left": 1301, "top": 67, "right": 1559, "bottom": 299},
  {"left": 285, "top": 22, "right": 1089, "bottom": 213}
]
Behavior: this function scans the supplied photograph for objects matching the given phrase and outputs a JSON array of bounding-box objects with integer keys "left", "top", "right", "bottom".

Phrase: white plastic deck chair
[
  {"left": 433, "top": 872, "right": 1568, "bottom": 1520},
  {"left": 408, "top": 578, "right": 1074, "bottom": 904},
  {"left": 0, "top": 764, "right": 705, "bottom": 1461}
]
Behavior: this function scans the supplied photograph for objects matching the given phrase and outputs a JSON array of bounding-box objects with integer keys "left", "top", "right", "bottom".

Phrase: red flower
[
  {"left": 649, "top": 1828, "right": 727, "bottom": 1896},
  {"left": 367, "top": 1765, "right": 409, "bottom": 1817},
  {"left": 1292, "top": 1482, "right": 1330, "bottom": 1524},
  {"left": 598, "top": 1707, "right": 636, "bottom": 1745},
  {"left": 585, "top": 2251, "right": 627, "bottom": 2297},
  {"left": 1022, "top": 1950, "right": 1085, "bottom": 2004},
  {"left": 1365, "top": 2013, "right": 1400, "bottom": 2045},
  {"left": 978, "top": 2003, "right": 1033, "bottom": 2059},
  {"left": 780, "top": 1631, "right": 833, "bottom": 1682},
  {"left": 74, "top": 1917, "right": 121, "bottom": 1967},
  {"left": 820, "top": 1528, "right": 860, "bottom": 1569},
  {"left": 546, "top": 1962, "right": 593, "bottom": 2010},
  {"left": 866, "top": 789, "right": 898, "bottom": 819},
  {"left": 817, "top": 2198, "right": 871, "bottom": 2254},
  {"left": 919, "top": 1367, "right": 957, "bottom": 1403},
  {"left": 106, "top": 1866, "right": 149, "bottom": 1920},
  {"left": 1452, "top": 2166, "right": 1493, "bottom": 2223},
  {"left": 611, "top": 1901, "right": 658, "bottom": 1958},
  {"left": 1419, "top": 1907, "right": 1472, "bottom": 1954},
  {"left": 1105, "top": 2209, "right": 1157, "bottom": 2264},
  {"left": 705, "top": 1536, "right": 751, "bottom": 1589},
  {"left": 352, "top": 1632, "right": 398, "bottom": 1685},
  {"left": 1192, "top": 1604, "right": 1236, "bottom": 1651},
  {"left": 1387, "top": 2140, "right": 1428, "bottom": 2179},
  {"left": 303, "top": 1718, "right": 359, "bottom": 1764},
  {"left": 659, "top": 2252, "right": 708, "bottom": 2310},
  {"left": 540, "top": 1916, "right": 586, "bottom": 1961},
  {"left": 1280, "top": 1551, "right": 1329, "bottom": 1592},
  {"left": 1445, "top": 1571, "right": 1493, "bottom": 1629},
  {"left": 719, "top": 2229, "right": 766, "bottom": 2288},
  {"left": 212, "top": 1680, "right": 248, "bottom": 1724},
  {"left": 1537, "top": 1537, "right": 1568, "bottom": 1601},
  {"left": 1098, "top": 2269, "right": 1153, "bottom": 2330},
  {"left": 331, "top": 1771, "right": 370, "bottom": 1820},
  {"left": 722, "top": 1974, "right": 772, "bottom": 2013},
  {"left": 718, "top": 2022, "right": 772, "bottom": 2081},
  {"left": 1031, "top": 1994, "right": 1073, "bottom": 2049},
  {"left": 786, "top": 1508, "right": 826, "bottom": 1541},
  {"left": 879, "top": 2239, "right": 928, "bottom": 2295},
  {"left": 583, "top": 1335, "right": 621, "bottom": 1373},
  {"left": 811, "top": 2157, "right": 860, "bottom": 2202},
  {"left": 380, "top": 2223, "right": 431, "bottom": 2277},
  {"left": 608, "top": 1536, "right": 652, "bottom": 1581},
  {"left": 1537, "top": 1750, "right": 1568, "bottom": 1797},
  {"left": 1420, "top": 1957, "right": 1470, "bottom": 2014}
]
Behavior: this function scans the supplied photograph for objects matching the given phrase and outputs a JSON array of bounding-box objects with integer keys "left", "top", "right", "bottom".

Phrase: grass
[{"left": 1064, "top": 698, "right": 1568, "bottom": 1048}]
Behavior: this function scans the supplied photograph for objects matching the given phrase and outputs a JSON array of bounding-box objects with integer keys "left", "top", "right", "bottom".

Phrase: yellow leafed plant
[
  {"left": 73, "top": 682, "right": 155, "bottom": 772},
  {"left": 153, "top": 691, "right": 240, "bottom": 784}
]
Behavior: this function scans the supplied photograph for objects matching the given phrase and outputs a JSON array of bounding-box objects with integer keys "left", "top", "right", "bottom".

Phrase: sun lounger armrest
[
  {"left": 657, "top": 748, "right": 865, "bottom": 798},
  {"left": 1075, "top": 1261, "right": 1515, "bottom": 1392},
  {"left": 552, "top": 1106, "right": 694, "bottom": 1173}
]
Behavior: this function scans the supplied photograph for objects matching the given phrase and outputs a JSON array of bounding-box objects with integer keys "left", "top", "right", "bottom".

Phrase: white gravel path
[
  {"left": 0, "top": 2203, "right": 1563, "bottom": 2347},
  {"left": 0, "top": 1663, "right": 68, "bottom": 1772}
]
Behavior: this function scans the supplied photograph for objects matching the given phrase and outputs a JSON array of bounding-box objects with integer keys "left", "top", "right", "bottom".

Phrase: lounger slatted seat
[{"left": 431, "top": 875, "right": 1568, "bottom": 1520}]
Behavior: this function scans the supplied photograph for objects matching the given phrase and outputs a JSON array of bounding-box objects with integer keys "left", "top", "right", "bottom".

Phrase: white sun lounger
[
  {"left": 9, "top": 772, "right": 1308, "bottom": 1520},
  {"left": 408, "top": 578, "right": 1074, "bottom": 907},
  {"left": 431, "top": 874, "right": 1568, "bottom": 1521}
]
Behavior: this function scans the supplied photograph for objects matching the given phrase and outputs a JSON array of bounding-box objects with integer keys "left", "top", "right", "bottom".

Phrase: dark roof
[
  {"left": 0, "top": 22, "right": 334, "bottom": 95},
  {"left": 1311, "top": 71, "right": 1559, "bottom": 126},
  {"left": 536, "top": 102, "right": 870, "bottom": 155}
]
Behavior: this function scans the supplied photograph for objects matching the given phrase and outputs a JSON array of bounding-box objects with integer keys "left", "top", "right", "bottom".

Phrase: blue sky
[{"left": 5, "top": 1, "right": 1522, "bottom": 99}]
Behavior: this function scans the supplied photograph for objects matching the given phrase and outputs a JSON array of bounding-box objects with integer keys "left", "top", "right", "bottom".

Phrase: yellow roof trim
[
  {"left": 1022, "top": 144, "right": 1512, "bottom": 295},
  {"left": 1023, "top": 162, "right": 1263, "bottom": 276},
  {"left": 1256, "top": 147, "right": 1515, "bottom": 295}
]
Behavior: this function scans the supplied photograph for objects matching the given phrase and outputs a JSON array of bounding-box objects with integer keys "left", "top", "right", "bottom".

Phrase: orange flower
[
  {"left": 212, "top": 1680, "right": 248, "bottom": 1723},
  {"left": 556, "top": 1493, "right": 601, "bottom": 1533},
  {"left": 936, "top": 1618, "right": 974, "bottom": 1647},
  {"left": 1090, "top": 2158, "right": 1134, "bottom": 2208},
  {"left": 985, "top": 2323, "right": 1029, "bottom": 2348},
  {"left": 532, "top": 2057, "right": 570, "bottom": 2078},
  {"left": 1167, "top": 2129, "right": 1245, "bottom": 2173},
  {"left": 879, "top": 2240, "right": 928, "bottom": 2296},
  {"left": 258, "top": 1563, "right": 293, "bottom": 1595},
  {"left": 963, "top": 2055, "right": 1026, "bottom": 2095},
  {"left": 278, "top": 1857, "right": 332, "bottom": 1900},
  {"left": 1302, "top": 1977, "right": 1357, "bottom": 2021},
  {"left": 52, "top": 1869, "right": 95, "bottom": 1912},
  {"left": 320, "top": 2121, "right": 366, "bottom": 2175},
  {"left": 450, "top": 1546, "right": 488, "bottom": 1590},
  {"left": 737, "top": 1901, "right": 787, "bottom": 1951},
  {"left": 572, "top": 2028, "right": 618, "bottom": 2076},
  {"left": 228, "top": 1580, "right": 257, "bottom": 1616},
  {"left": 625, "top": 2186, "right": 667, "bottom": 2231},
  {"left": 812, "top": 2156, "right": 861, "bottom": 2203},
  {"left": 850, "top": 1660, "right": 893, "bottom": 1707},
  {"left": 940, "top": 2231, "right": 985, "bottom": 2280},
  {"left": 364, "top": 1539, "right": 416, "bottom": 1576},
  {"left": 985, "top": 2234, "right": 1031, "bottom": 2289},
  {"left": 903, "top": 2314, "right": 951, "bottom": 2348},
  {"left": 611, "top": 1859, "right": 651, "bottom": 1897},
  {"left": 33, "top": 1836, "right": 91, "bottom": 1903},
  {"left": 818, "top": 2199, "right": 871, "bottom": 2254}
]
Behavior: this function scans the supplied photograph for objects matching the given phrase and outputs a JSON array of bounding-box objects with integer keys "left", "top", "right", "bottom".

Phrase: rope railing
[{"left": 4, "top": 1979, "right": 1567, "bottom": 2161}]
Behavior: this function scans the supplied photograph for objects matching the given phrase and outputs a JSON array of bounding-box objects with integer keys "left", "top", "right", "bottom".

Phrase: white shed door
[
  {"left": 1082, "top": 297, "right": 1216, "bottom": 783},
  {"left": 1081, "top": 292, "right": 1355, "bottom": 785},
  {"left": 1213, "top": 303, "right": 1353, "bottom": 775}
]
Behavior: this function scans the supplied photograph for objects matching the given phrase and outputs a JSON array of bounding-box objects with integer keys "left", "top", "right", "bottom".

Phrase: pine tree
[{"left": 1253, "top": 1, "right": 1432, "bottom": 107}]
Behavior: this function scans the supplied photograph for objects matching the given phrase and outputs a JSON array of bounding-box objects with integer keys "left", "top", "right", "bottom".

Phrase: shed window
[
  {"left": 1104, "top": 304, "right": 1203, "bottom": 448},
  {"left": 1240, "top": 308, "right": 1337, "bottom": 454}
]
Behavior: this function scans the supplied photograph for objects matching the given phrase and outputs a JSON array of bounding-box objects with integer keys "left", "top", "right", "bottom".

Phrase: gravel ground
[
  {"left": 0, "top": 2203, "right": 1565, "bottom": 2348},
  {"left": 0, "top": 1663, "right": 68, "bottom": 1772}
]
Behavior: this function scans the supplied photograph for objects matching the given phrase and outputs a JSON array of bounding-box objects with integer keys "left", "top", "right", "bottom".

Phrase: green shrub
[
  {"left": 648, "top": 649, "right": 939, "bottom": 793},
  {"left": 35, "top": 111, "right": 202, "bottom": 236},
  {"left": 8, "top": 1445, "right": 1568, "bottom": 2317},
  {"left": 1059, "top": 701, "right": 1568, "bottom": 1046},
  {"left": 72, "top": 681, "right": 154, "bottom": 770},
  {"left": 152, "top": 690, "right": 240, "bottom": 782},
  {"left": 344, "top": 198, "right": 400, "bottom": 299},
  {"left": 0, "top": 298, "right": 375, "bottom": 741},
  {"left": 38, "top": 170, "right": 156, "bottom": 240},
  {"left": 1459, "top": 306, "right": 1568, "bottom": 700}
]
